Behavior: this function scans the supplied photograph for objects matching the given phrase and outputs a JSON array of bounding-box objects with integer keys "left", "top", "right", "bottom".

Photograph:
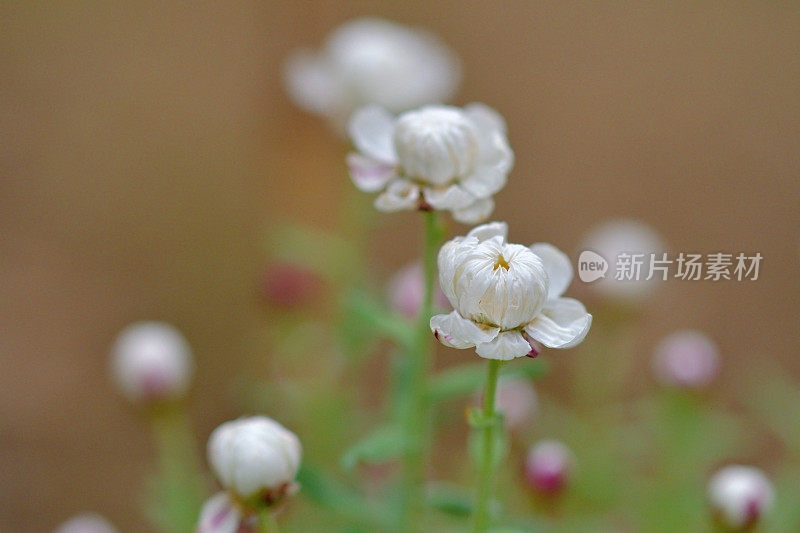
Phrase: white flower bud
[
  {"left": 708, "top": 465, "right": 774, "bottom": 529},
  {"left": 283, "top": 17, "right": 460, "bottom": 130},
  {"left": 580, "top": 219, "right": 666, "bottom": 302},
  {"left": 652, "top": 330, "right": 720, "bottom": 388},
  {"left": 431, "top": 222, "right": 591, "bottom": 360},
  {"left": 207, "top": 416, "right": 302, "bottom": 502},
  {"left": 347, "top": 104, "right": 513, "bottom": 223},
  {"left": 524, "top": 440, "right": 574, "bottom": 495},
  {"left": 110, "top": 322, "right": 194, "bottom": 403},
  {"left": 54, "top": 514, "right": 117, "bottom": 533}
]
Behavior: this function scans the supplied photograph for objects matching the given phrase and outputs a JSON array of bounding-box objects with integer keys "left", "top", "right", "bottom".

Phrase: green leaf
[
  {"left": 342, "top": 289, "right": 416, "bottom": 350},
  {"left": 425, "top": 482, "right": 473, "bottom": 516},
  {"left": 296, "top": 465, "right": 393, "bottom": 529},
  {"left": 428, "top": 360, "right": 548, "bottom": 402},
  {"left": 341, "top": 424, "right": 404, "bottom": 470}
]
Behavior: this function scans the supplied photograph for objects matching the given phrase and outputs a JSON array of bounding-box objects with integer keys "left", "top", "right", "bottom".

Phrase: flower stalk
[
  {"left": 258, "top": 508, "right": 280, "bottom": 533},
  {"left": 473, "top": 359, "right": 502, "bottom": 532},
  {"left": 398, "top": 210, "right": 442, "bottom": 531}
]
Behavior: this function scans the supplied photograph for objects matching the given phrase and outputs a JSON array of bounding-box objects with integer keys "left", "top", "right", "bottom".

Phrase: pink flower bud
[
  {"left": 652, "top": 330, "right": 720, "bottom": 388},
  {"left": 709, "top": 465, "right": 774, "bottom": 530},
  {"left": 258, "top": 261, "right": 321, "bottom": 308},
  {"left": 493, "top": 376, "right": 538, "bottom": 430},
  {"left": 524, "top": 440, "right": 573, "bottom": 495},
  {"left": 54, "top": 514, "right": 117, "bottom": 533},
  {"left": 197, "top": 492, "right": 257, "bottom": 533},
  {"left": 387, "top": 261, "right": 448, "bottom": 319},
  {"left": 110, "top": 322, "right": 194, "bottom": 403}
]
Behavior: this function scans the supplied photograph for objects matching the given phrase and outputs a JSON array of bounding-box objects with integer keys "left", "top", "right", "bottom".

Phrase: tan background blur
[{"left": 1, "top": 2, "right": 799, "bottom": 531}]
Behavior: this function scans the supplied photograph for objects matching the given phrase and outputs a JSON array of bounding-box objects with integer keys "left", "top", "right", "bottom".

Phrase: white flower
[
  {"left": 524, "top": 440, "right": 574, "bottom": 494},
  {"left": 580, "top": 219, "right": 666, "bottom": 302},
  {"left": 431, "top": 222, "right": 592, "bottom": 360},
  {"left": 652, "top": 330, "right": 720, "bottom": 388},
  {"left": 709, "top": 465, "right": 774, "bottom": 529},
  {"left": 110, "top": 322, "right": 194, "bottom": 402},
  {"left": 197, "top": 492, "right": 256, "bottom": 533},
  {"left": 283, "top": 17, "right": 460, "bottom": 130},
  {"left": 54, "top": 514, "right": 117, "bottom": 533},
  {"left": 207, "top": 416, "right": 302, "bottom": 502},
  {"left": 347, "top": 104, "right": 513, "bottom": 223}
]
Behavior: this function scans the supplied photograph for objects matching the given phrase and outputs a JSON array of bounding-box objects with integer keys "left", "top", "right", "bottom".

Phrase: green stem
[
  {"left": 398, "top": 210, "right": 442, "bottom": 532},
  {"left": 473, "top": 359, "right": 502, "bottom": 533},
  {"left": 258, "top": 507, "right": 280, "bottom": 533},
  {"left": 149, "top": 404, "right": 206, "bottom": 533}
]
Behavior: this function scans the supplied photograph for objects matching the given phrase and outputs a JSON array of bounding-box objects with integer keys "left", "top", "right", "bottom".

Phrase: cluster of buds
[{"left": 198, "top": 416, "right": 302, "bottom": 532}]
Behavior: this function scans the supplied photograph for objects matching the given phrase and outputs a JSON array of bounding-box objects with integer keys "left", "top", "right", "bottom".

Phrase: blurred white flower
[
  {"left": 580, "top": 219, "right": 666, "bottom": 302},
  {"left": 348, "top": 104, "right": 513, "bottom": 223},
  {"left": 197, "top": 492, "right": 256, "bottom": 533},
  {"left": 492, "top": 376, "right": 538, "bottom": 430},
  {"left": 431, "top": 222, "right": 592, "bottom": 360},
  {"left": 524, "top": 440, "right": 574, "bottom": 495},
  {"left": 208, "top": 416, "right": 302, "bottom": 502},
  {"left": 110, "top": 322, "right": 194, "bottom": 403},
  {"left": 54, "top": 514, "right": 117, "bottom": 533},
  {"left": 652, "top": 329, "right": 720, "bottom": 388},
  {"left": 283, "top": 17, "right": 460, "bottom": 130},
  {"left": 387, "top": 261, "right": 448, "bottom": 319},
  {"left": 709, "top": 465, "right": 774, "bottom": 530}
]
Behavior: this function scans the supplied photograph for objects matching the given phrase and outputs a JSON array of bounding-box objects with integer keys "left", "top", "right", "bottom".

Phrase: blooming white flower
[
  {"left": 283, "top": 17, "right": 460, "bottom": 130},
  {"left": 708, "top": 465, "right": 774, "bottom": 529},
  {"left": 524, "top": 440, "right": 574, "bottom": 494},
  {"left": 207, "top": 416, "right": 302, "bottom": 502},
  {"left": 580, "top": 219, "right": 666, "bottom": 302},
  {"left": 110, "top": 321, "right": 194, "bottom": 402},
  {"left": 54, "top": 514, "right": 118, "bottom": 533},
  {"left": 387, "top": 261, "right": 448, "bottom": 319},
  {"left": 491, "top": 376, "right": 538, "bottom": 430},
  {"left": 347, "top": 104, "right": 513, "bottom": 223},
  {"left": 431, "top": 222, "right": 592, "bottom": 360},
  {"left": 197, "top": 492, "right": 256, "bottom": 533},
  {"left": 652, "top": 329, "right": 720, "bottom": 388}
]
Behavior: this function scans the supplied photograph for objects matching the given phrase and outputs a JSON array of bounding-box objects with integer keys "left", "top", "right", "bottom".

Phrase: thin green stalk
[
  {"left": 148, "top": 404, "right": 206, "bottom": 533},
  {"left": 473, "top": 359, "right": 502, "bottom": 533},
  {"left": 258, "top": 507, "right": 280, "bottom": 533},
  {"left": 398, "top": 210, "right": 442, "bottom": 532}
]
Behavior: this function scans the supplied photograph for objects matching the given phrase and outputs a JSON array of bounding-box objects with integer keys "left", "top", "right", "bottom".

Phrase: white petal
[
  {"left": 452, "top": 198, "right": 495, "bottom": 224},
  {"left": 346, "top": 152, "right": 396, "bottom": 192},
  {"left": 459, "top": 164, "right": 508, "bottom": 199},
  {"left": 475, "top": 330, "right": 532, "bottom": 360},
  {"left": 465, "top": 102, "right": 507, "bottom": 135},
  {"left": 348, "top": 105, "right": 397, "bottom": 164},
  {"left": 197, "top": 492, "right": 242, "bottom": 533},
  {"left": 465, "top": 221, "right": 508, "bottom": 242},
  {"left": 524, "top": 298, "right": 592, "bottom": 349},
  {"left": 282, "top": 50, "right": 345, "bottom": 116},
  {"left": 422, "top": 184, "right": 475, "bottom": 210},
  {"left": 529, "top": 243, "right": 573, "bottom": 300},
  {"left": 430, "top": 310, "right": 500, "bottom": 349},
  {"left": 464, "top": 103, "right": 514, "bottom": 184},
  {"left": 374, "top": 179, "right": 420, "bottom": 212}
]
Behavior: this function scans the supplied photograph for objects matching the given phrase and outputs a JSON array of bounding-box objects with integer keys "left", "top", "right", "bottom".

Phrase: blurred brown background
[{"left": 1, "top": 2, "right": 798, "bottom": 531}]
